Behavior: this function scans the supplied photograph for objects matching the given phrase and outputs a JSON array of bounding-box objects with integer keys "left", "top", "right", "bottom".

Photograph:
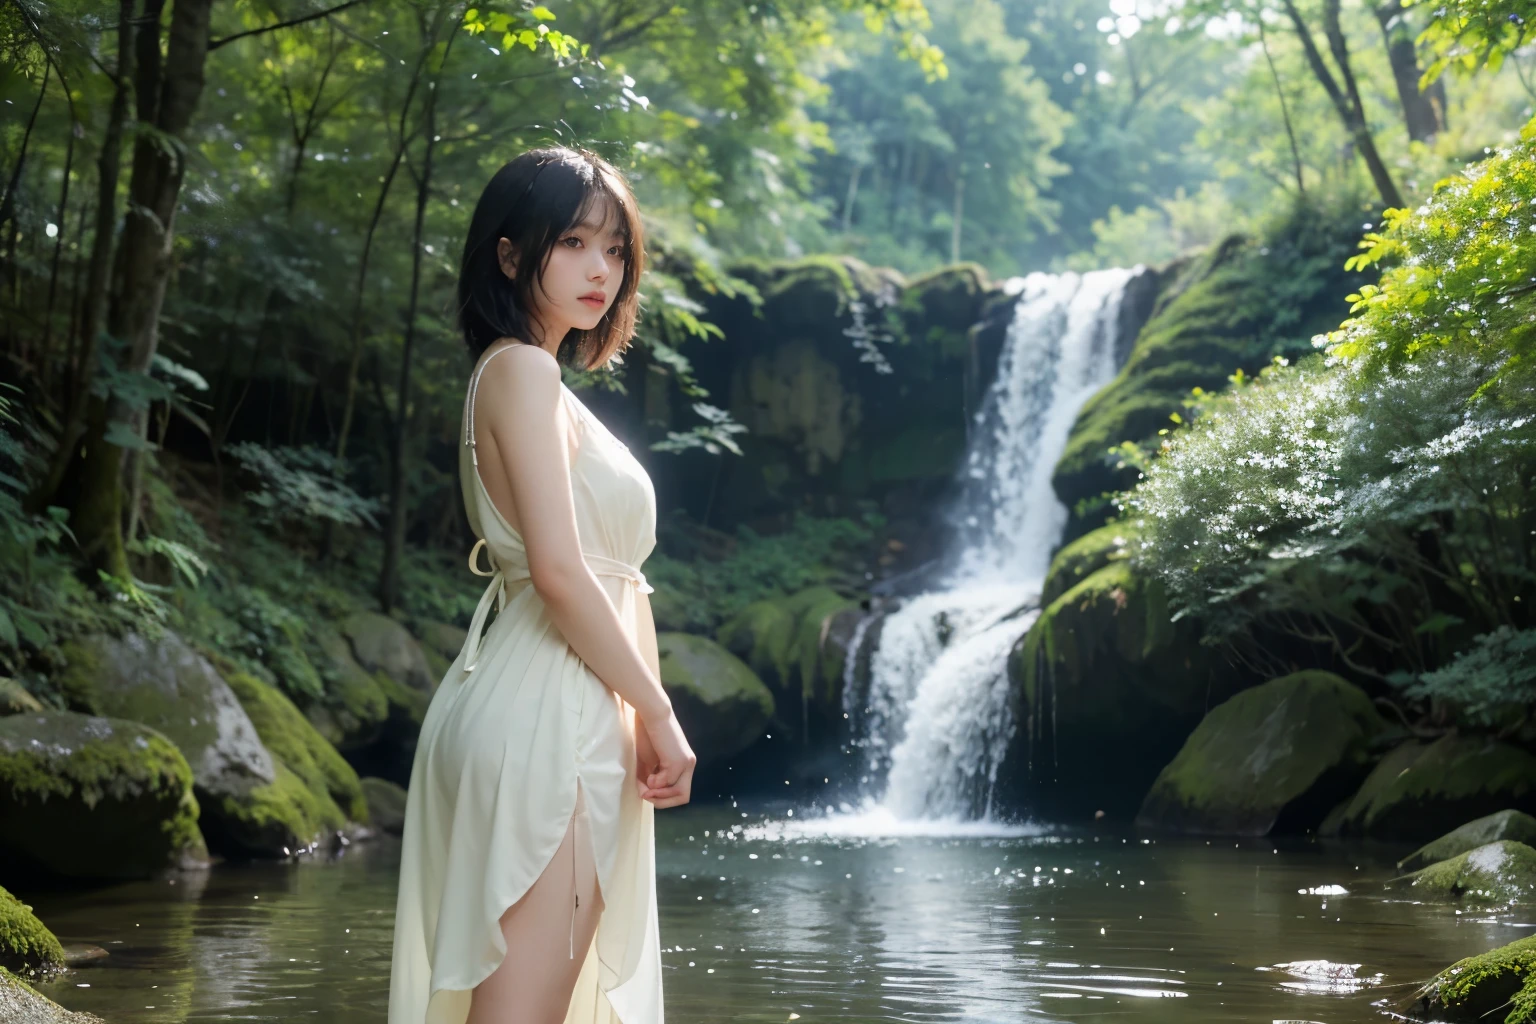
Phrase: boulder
[
  {"left": 55, "top": 633, "right": 330, "bottom": 859},
  {"left": 361, "top": 777, "right": 407, "bottom": 835},
  {"left": 1040, "top": 522, "right": 1138, "bottom": 605},
  {"left": 0, "top": 886, "right": 65, "bottom": 978},
  {"left": 0, "top": 967, "right": 106, "bottom": 1024},
  {"left": 1136, "top": 672, "right": 1386, "bottom": 835},
  {"left": 1403, "top": 935, "right": 1536, "bottom": 1023},
  {"left": 339, "top": 612, "right": 434, "bottom": 695},
  {"left": 1400, "top": 810, "right": 1536, "bottom": 872},
  {"left": 414, "top": 621, "right": 467, "bottom": 681},
  {"left": 715, "top": 586, "right": 855, "bottom": 738},
  {"left": 221, "top": 673, "right": 368, "bottom": 855},
  {"left": 304, "top": 626, "right": 390, "bottom": 752},
  {"left": 1000, "top": 558, "right": 1246, "bottom": 821},
  {"left": 1321, "top": 734, "right": 1536, "bottom": 841},
  {"left": 1390, "top": 841, "right": 1536, "bottom": 905},
  {"left": 0, "top": 680, "right": 41, "bottom": 716},
  {"left": 655, "top": 633, "right": 775, "bottom": 766},
  {"left": 0, "top": 712, "right": 205, "bottom": 879}
]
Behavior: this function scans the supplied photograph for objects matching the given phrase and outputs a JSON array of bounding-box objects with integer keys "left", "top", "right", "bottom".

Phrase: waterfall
[{"left": 839, "top": 269, "right": 1137, "bottom": 826}]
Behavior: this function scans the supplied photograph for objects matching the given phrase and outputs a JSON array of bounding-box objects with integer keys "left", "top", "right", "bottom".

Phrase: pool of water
[{"left": 20, "top": 802, "right": 1527, "bottom": 1023}]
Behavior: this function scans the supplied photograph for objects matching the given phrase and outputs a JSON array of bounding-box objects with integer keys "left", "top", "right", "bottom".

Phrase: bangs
[{"left": 458, "top": 145, "right": 646, "bottom": 367}]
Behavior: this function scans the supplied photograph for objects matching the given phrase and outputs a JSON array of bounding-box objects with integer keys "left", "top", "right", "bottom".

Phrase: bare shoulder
[{"left": 475, "top": 343, "right": 565, "bottom": 416}]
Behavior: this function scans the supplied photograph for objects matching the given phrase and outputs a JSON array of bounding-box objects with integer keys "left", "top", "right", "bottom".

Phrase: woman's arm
[{"left": 475, "top": 344, "right": 673, "bottom": 724}]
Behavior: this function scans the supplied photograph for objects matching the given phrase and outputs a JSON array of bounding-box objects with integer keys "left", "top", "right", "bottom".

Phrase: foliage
[
  {"left": 1325, "top": 117, "right": 1536, "bottom": 376},
  {"left": 225, "top": 443, "right": 382, "bottom": 528},
  {"left": 1407, "top": 626, "right": 1536, "bottom": 728},
  {"left": 1124, "top": 130, "right": 1536, "bottom": 718},
  {"left": 645, "top": 511, "right": 877, "bottom": 633},
  {"left": 1414, "top": 0, "right": 1536, "bottom": 82}
]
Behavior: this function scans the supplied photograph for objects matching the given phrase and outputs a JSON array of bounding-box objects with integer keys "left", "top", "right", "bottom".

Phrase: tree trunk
[
  {"left": 29, "top": 0, "right": 135, "bottom": 515},
  {"left": 68, "top": 0, "right": 214, "bottom": 576},
  {"left": 379, "top": 45, "right": 446, "bottom": 612},
  {"left": 1260, "top": 18, "right": 1306, "bottom": 195},
  {"left": 840, "top": 162, "right": 862, "bottom": 233},
  {"left": 1373, "top": 1, "right": 1445, "bottom": 142},
  {"left": 1281, "top": 0, "right": 1405, "bottom": 210},
  {"left": 950, "top": 169, "right": 964, "bottom": 264}
]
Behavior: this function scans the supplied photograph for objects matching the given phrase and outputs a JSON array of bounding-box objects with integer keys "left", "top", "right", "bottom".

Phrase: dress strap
[{"left": 458, "top": 541, "right": 654, "bottom": 673}]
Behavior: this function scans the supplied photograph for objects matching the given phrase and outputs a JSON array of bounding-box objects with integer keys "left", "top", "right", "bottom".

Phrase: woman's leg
[{"left": 467, "top": 782, "right": 605, "bottom": 1024}]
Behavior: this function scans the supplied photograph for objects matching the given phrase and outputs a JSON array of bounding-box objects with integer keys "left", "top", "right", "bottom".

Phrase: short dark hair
[{"left": 456, "top": 146, "right": 645, "bottom": 367}]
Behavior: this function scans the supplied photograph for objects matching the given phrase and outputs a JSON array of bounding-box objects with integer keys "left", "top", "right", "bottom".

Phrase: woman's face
[{"left": 502, "top": 197, "right": 627, "bottom": 345}]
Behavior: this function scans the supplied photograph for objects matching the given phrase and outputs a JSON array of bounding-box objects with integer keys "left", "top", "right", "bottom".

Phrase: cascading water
[{"left": 838, "top": 269, "right": 1138, "bottom": 828}]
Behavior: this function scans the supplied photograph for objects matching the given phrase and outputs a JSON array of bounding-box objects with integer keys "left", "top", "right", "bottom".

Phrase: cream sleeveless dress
[{"left": 388, "top": 345, "right": 664, "bottom": 1024}]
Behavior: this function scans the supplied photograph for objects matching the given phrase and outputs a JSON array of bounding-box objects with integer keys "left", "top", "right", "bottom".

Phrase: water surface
[{"left": 22, "top": 804, "right": 1522, "bottom": 1023}]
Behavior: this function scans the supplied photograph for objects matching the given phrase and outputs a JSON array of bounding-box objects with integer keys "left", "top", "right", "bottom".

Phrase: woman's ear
[{"left": 496, "top": 237, "right": 518, "bottom": 280}]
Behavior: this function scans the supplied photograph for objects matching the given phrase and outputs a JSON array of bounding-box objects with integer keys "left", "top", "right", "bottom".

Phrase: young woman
[{"left": 388, "top": 146, "right": 697, "bottom": 1024}]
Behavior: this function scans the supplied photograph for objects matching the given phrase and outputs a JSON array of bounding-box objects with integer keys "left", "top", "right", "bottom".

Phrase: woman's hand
[{"left": 635, "top": 707, "right": 696, "bottom": 809}]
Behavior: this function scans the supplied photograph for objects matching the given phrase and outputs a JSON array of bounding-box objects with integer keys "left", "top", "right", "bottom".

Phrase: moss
[
  {"left": 309, "top": 626, "right": 389, "bottom": 750},
  {"left": 717, "top": 599, "right": 798, "bottom": 691},
  {"left": 1321, "top": 734, "right": 1536, "bottom": 840},
  {"left": 1136, "top": 672, "right": 1386, "bottom": 835},
  {"left": 1394, "top": 841, "right": 1536, "bottom": 905},
  {"left": 1401, "top": 811, "right": 1536, "bottom": 872},
  {"left": 0, "top": 886, "right": 65, "bottom": 978},
  {"left": 901, "top": 262, "right": 991, "bottom": 334},
  {"left": 1042, "top": 522, "right": 1139, "bottom": 605},
  {"left": 1408, "top": 935, "right": 1536, "bottom": 1024},
  {"left": 715, "top": 586, "right": 855, "bottom": 718},
  {"left": 1005, "top": 555, "right": 1242, "bottom": 820},
  {"left": 0, "top": 712, "right": 205, "bottom": 879},
  {"left": 225, "top": 672, "right": 366, "bottom": 824},
  {"left": 656, "top": 632, "right": 775, "bottom": 766},
  {"left": 786, "top": 587, "right": 856, "bottom": 713}
]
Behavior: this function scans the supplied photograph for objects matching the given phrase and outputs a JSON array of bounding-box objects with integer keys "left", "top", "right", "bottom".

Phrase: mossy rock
[
  {"left": 221, "top": 673, "right": 367, "bottom": 856},
  {"left": 1041, "top": 522, "right": 1139, "bottom": 606},
  {"left": 901, "top": 263, "right": 991, "bottom": 336},
  {"left": 656, "top": 632, "right": 775, "bottom": 766},
  {"left": 786, "top": 587, "right": 857, "bottom": 715},
  {"left": 1136, "top": 672, "right": 1386, "bottom": 836},
  {"left": 306, "top": 626, "right": 391, "bottom": 752},
  {"left": 1051, "top": 221, "right": 1363, "bottom": 539},
  {"left": 0, "top": 679, "right": 42, "bottom": 717},
  {"left": 360, "top": 776, "right": 407, "bottom": 835},
  {"left": 413, "top": 621, "right": 465, "bottom": 682},
  {"left": 0, "top": 712, "right": 206, "bottom": 879},
  {"left": 0, "top": 886, "right": 64, "bottom": 978},
  {"left": 1404, "top": 935, "right": 1536, "bottom": 1024},
  {"left": 0, "top": 966, "right": 106, "bottom": 1024},
  {"left": 1320, "top": 734, "right": 1536, "bottom": 841},
  {"left": 1391, "top": 841, "right": 1536, "bottom": 905},
  {"left": 715, "top": 586, "right": 855, "bottom": 727},
  {"left": 339, "top": 612, "right": 435, "bottom": 694},
  {"left": 1002, "top": 558, "right": 1244, "bottom": 820},
  {"left": 717, "top": 599, "right": 797, "bottom": 692},
  {"left": 1401, "top": 811, "right": 1536, "bottom": 872},
  {"left": 53, "top": 632, "right": 279, "bottom": 859}
]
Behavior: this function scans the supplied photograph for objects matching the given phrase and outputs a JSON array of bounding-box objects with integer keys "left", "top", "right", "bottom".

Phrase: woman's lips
[{"left": 578, "top": 294, "right": 606, "bottom": 308}]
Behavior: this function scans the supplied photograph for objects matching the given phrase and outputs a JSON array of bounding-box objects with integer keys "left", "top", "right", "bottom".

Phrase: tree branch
[{"left": 208, "top": 0, "right": 368, "bottom": 51}]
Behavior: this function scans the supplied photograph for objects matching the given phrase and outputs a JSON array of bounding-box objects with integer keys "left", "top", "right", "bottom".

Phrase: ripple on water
[{"left": 741, "top": 803, "right": 1046, "bottom": 840}]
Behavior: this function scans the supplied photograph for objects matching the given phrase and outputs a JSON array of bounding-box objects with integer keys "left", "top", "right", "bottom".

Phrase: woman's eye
[{"left": 562, "top": 236, "right": 582, "bottom": 247}]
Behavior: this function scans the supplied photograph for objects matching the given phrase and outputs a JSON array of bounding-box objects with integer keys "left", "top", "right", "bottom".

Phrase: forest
[{"left": 3, "top": 0, "right": 1536, "bottom": 1019}]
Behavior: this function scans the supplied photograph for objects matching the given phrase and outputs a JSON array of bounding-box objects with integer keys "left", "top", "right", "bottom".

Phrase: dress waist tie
[{"left": 459, "top": 538, "right": 654, "bottom": 673}]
